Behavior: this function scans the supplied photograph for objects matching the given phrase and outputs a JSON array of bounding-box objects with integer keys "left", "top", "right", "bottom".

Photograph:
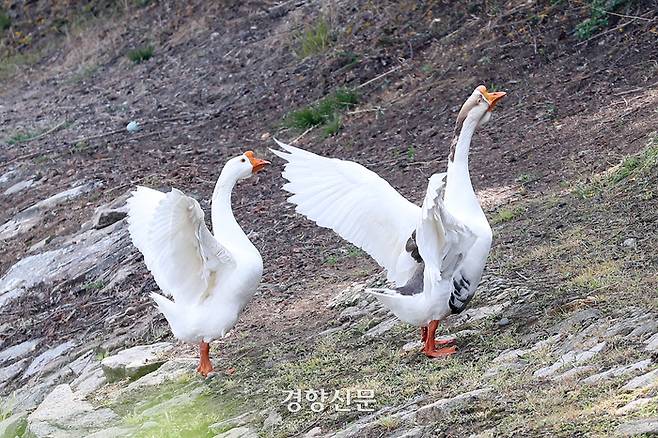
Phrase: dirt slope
[{"left": 1, "top": 0, "right": 657, "bottom": 436}]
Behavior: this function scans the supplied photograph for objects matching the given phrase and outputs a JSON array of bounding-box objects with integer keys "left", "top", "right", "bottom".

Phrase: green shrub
[
  {"left": 283, "top": 88, "right": 358, "bottom": 133},
  {"left": 127, "top": 46, "right": 154, "bottom": 63},
  {"left": 295, "top": 18, "right": 332, "bottom": 58}
]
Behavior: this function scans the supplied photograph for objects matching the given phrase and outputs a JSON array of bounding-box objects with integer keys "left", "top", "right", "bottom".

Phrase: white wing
[
  {"left": 126, "top": 186, "right": 234, "bottom": 305},
  {"left": 272, "top": 139, "right": 419, "bottom": 284},
  {"left": 416, "top": 173, "right": 476, "bottom": 279}
]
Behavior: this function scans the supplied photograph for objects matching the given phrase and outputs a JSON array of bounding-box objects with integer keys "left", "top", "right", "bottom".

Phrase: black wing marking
[
  {"left": 405, "top": 230, "right": 423, "bottom": 264},
  {"left": 449, "top": 273, "right": 473, "bottom": 314}
]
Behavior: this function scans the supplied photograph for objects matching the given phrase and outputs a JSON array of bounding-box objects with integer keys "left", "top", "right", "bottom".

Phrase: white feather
[{"left": 272, "top": 139, "right": 419, "bottom": 285}]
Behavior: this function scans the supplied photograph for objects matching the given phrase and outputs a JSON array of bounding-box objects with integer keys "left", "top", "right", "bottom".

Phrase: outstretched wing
[
  {"left": 271, "top": 139, "right": 420, "bottom": 285},
  {"left": 126, "top": 186, "right": 234, "bottom": 305},
  {"left": 416, "top": 173, "right": 477, "bottom": 281}
]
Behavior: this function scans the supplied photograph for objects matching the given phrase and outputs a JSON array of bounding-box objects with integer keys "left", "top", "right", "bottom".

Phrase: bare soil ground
[{"left": 1, "top": 0, "right": 657, "bottom": 436}]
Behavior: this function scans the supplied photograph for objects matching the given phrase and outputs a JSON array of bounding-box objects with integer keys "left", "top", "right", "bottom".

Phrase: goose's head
[
  {"left": 458, "top": 85, "right": 507, "bottom": 128},
  {"left": 224, "top": 151, "right": 271, "bottom": 181}
]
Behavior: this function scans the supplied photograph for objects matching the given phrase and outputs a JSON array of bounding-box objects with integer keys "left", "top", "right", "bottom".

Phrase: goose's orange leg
[
  {"left": 197, "top": 341, "right": 214, "bottom": 376},
  {"left": 423, "top": 320, "right": 457, "bottom": 358}
]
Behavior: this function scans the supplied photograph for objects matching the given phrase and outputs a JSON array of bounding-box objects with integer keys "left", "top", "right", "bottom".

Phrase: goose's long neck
[
  {"left": 211, "top": 172, "right": 248, "bottom": 246},
  {"left": 445, "top": 117, "right": 485, "bottom": 221}
]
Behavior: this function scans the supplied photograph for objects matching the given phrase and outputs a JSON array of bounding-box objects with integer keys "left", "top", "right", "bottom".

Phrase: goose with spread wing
[
  {"left": 126, "top": 151, "right": 270, "bottom": 375},
  {"left": 272, "top": 86, "right": 505, "bottom": 357}
]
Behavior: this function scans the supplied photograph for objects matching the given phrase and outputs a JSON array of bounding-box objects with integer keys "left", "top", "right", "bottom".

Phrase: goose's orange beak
[
  {"left": 477, "top": 85, "right": 507, "bottom": 112},
  {"left": 245, "top": 151, "right": 270, "bottom": 173}
]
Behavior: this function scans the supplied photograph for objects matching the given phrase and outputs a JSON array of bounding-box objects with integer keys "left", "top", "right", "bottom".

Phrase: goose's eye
[{"left": 241, "top": 158, "right": 246, "bottom": 163}]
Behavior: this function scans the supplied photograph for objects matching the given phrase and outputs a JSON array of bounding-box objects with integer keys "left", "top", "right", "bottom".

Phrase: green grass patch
[
  {"left": 0, "top": 51, "right": 40, "bottom": 81},
  {"left": 0, "top": 9, "right": 10, "bottom": 30},
  {"left": 82, "top": 280, "right": 106, "bottom": 290},
  {"left": 576, "top": 0, "right": 629, "bottom": 40},
  {"left": 609, "top": 139, "right": 658, "bottom": 183},
  {"left": 492, "top": 206, "right": 524, "bottom": 224},
  {"left": 110, "top": 376, "right": 247, "bottom": 438},
  {"left": 295, "top": 18, "right": 332, "bottom": 58},
  {"left": 127, "top": 45, "right": 154, "bottom": 63},
  {"left": 6, "top": 129, "right": 43, "bottom": 145},
  {"left": 283, "top": 88, "right": 358, "bottom": 134}
]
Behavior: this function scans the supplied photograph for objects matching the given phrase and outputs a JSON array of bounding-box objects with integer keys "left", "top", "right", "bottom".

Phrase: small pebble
[
  {"left": 126, "top": 121, "right": 140, "bottom": 133},
  {"left": 498, "top": 317, "right": 510, "bottom": 327}
]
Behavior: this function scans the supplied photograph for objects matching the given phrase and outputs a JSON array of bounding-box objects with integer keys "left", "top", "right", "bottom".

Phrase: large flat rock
[{"left": 101, "top": 342, "right": 174, "bottom": 383}]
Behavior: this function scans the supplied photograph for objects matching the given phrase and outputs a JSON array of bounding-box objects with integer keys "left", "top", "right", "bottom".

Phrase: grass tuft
[
  {"left": 295, "top": 18, "right": 332, "bottom": 58},
  {"left": 492, "top": 206, "right": 524, "bottom": 224},
  {"left": 127, "top": 45, "right": 154, "bottom": 63},
  {"left": 283, "top": 88, "right": 358, "bottom": 134},
  {"left": 576, "top": 0, "right": 629, "bottom": 40},
  {"left": 0, "top": 9, "right": 10, "bottom": 30}
]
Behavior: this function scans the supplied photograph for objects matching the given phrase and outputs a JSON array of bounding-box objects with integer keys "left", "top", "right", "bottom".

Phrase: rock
[
  {"left": 29, "top": 236, "right": 53, "bottom": 252},
  {"left": 415, "top": 388, "right": 493, "bottom": 423},
  {"left": 10, "top": 381, "right": 57, "bottom": 412},
  {"left": 392, "top": 427, "right": 425, "bottom": 437},
  {"left": 0, "top": 413, "right": 27, "bottom": 437},
  {"left": 262, "top": 410, "right": 282, "bottom": 429},
  {"left": 126, "top": 121, "right": 140, "bottom": 133},
  {"left": 449, "top": 302, "right": 511, "bottom": 327},
  {"left": 69, "top": 354, "right": 107, "bottom": 397},
  {"left": 0, "top": 358, "right": 29, "bottom": 387},
  {"left": 101, "top": 342, "right": 174, "bottom": 382},
  {"left": 122, "top": 358, "right": 195, "bottom": 392},
  {"left": 3, "top": 178, "right": 37, "bottom": 195},
  {"left": 468, "top": 429, "right": 496, "bottom": 438},
  {"left": 497, "top": 317, "right": 510, "bottom": 327},
  {"left": 27, "top": 384, "right": 119, "bottom": 437},
  {"left": 303, "top": 426, "right": 322, "bottom": 437},
  {"left": 615, "top": 397, "right": 656, "bottom": 415},
  {"left": 0, "top": 221, "right": 129, "bottom": 307},
  {"left": 622, "top": 238, "right": 637, "bottom": 248},
  {"left": 329, "top": 282, "right": 367, "bottom": 309},
  {"left": 86, "top": 193, "right": 130, "bottom": 230},
  {"left": 0, "top": 338, "right": 41, "bottom": 365},
  {"left": 646, "top": 333, "right": 658, "bottom": 352},
  {"left": 0, "top": 181, "right": 101, "bottom": 240},
  {"left": 533, "top": 342, "right": 606, "bottom": 379},
  {"left": 86, "top": 426, "right": 136, "bottom": 437},
  {"left": 615, "top": 418, "right": 658, "bottom": 436},
  {"left": 24, "top": 340, "right": 76, "bottom": 378},
  {"left": 581, "top": 359, "right": 652, "bottom": 385},
  {"left": 402, "top": 340, "right": 424, "bottom": 352},
  {"left": 213, "top": 426, "right": 258, "bottom": 438},
  {"left": 92, "top": 208, "right": 127, "bottom": 229},
  {"left": 209, "top": 411, "right": 258, "bottom": 433},
  {"left": 0, "top": 169, "right": 18, "bottom": 186},
  {"left": 551, "top": 366, "right": 596, "bottom": 382},
  {"left": 550, "top": 308, "right": 601, "bottom": 335},
  {"left": 365, "top": 317, "right": 400, "bottom": 337},
  {"left": 622, "top": 368, "right": 658, "bottom": 391},
  {"left": 71, "top": 367, "right": 106, "bottom": 398}
]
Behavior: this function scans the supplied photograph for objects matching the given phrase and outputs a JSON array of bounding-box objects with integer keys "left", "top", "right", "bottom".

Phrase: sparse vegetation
[
  {"left": 406, "top": 146, "right": 416, "bottom": 161},
  {"left": 127, "top": 45, "right": 154, "bottom": 63},
  {"left": 295, "top": 17, "right": 332, "bottom": 58},
  {"left": 283, "top": 88, "right": 358, "bottom": 134},
  {"left": 82, "top": 279, "right": 106, "bottom": 290},
  {"left": 492, "top": 206, "right": 524, "bottom": 224},
  {"left": 0, "top": 9, "right": 11, "bottom": 30},
  {"left": 323, "top": 114, "right": 342, "bottom": 137},
  {"left": 576, "top": 0, "right": 629, "bottom": 40},
  {"left": 7, "top": 129, "right": 42, "bottom": 145}
]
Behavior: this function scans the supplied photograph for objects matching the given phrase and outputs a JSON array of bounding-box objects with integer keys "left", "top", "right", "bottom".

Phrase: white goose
[
  {"left": 126, "top": 151, "right": 270, "bottom": 375},
  {"left": 273, "top": 86, "right": 505, "bottom": 357}
]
